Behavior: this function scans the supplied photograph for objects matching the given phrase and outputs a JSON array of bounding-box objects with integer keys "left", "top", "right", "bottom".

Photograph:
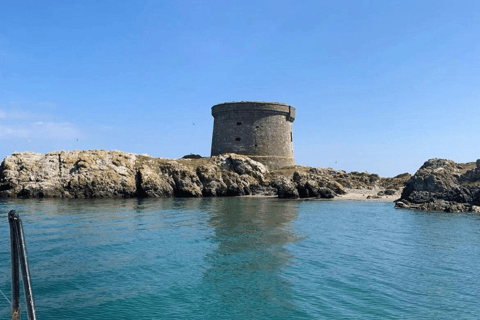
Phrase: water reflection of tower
[{"left": 201, "top": 197, "right": 307, "bottom": 318}]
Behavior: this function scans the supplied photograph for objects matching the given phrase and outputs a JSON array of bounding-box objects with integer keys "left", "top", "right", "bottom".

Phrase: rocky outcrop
[
  {"left": 395, "top": 158, "right": 480, "bottom": 212},
  {"left": 0, "top": 151, "right": 270, "bottom": 199},
  {"left": 0, "top": 150, "right": 137, "bottom": 198},
  {"left": 277, "top": 169, "right": 346, "bottom": 199},
  {"left": 0, "top": 150, "right": 410, "bottom": 200},
  {"left": 269, "top": 167, "right": 409, "bottom": 200}
]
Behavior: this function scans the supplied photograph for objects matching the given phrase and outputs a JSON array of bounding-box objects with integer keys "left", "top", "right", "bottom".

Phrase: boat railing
[{"left": 8, "top": 210, "right": 37, "bottom": 320}]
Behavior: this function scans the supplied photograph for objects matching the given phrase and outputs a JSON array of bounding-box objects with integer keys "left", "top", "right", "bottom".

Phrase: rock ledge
[{"left": 0, "top": 150, "right": 410, "bottom": 200}]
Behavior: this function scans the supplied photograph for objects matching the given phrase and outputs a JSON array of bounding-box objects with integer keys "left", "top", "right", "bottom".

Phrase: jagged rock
[
  {"left": 394, "top": 201, "right": 409, "bottom": 209},
  {"left": 274, "top": 178, "right": 299, "bottom": 199},
  {"left": 287, "top": 170, "right": 346, "bottom": 199},
  {"left": 136, "top": 166, "right": 174, "bottom": 197},
  {"left": 196, "top": 165, "right": 227, "bottom": 197},
  {"left": 384, "top": 189, "right": 396, "bottom": 195},
  {"left": 317, "top": 187, "right": 336, "bottom": 199},
  {"left": 472, "top": 205, "right": 480, "bottom": 213},
  {"left": 0, "top": 150, "right": 137, "bottom": 198},
  {"left": 292, "top": 171, "right": 302, "bottom": 181},
  {"left": 216, "top": 153, "right": 267, "bottom": 181},
  {"left": 0, "top": 150, "right": 411, "bottom": 200},
  {"left": 397, "top": 158, "right": 480, "bottom": 212},
  {"left": 165, "top": 162, "right": 203, "bottom": 197}
]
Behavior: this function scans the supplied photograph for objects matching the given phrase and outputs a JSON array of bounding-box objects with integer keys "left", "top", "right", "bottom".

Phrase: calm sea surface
[{"left": 0, "top": 197, "right": 479, "bottom": 319}]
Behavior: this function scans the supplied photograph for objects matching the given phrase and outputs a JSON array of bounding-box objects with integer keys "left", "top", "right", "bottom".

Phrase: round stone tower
[{"left": 211, "top": 101, "right": 296, "bottom": 169}]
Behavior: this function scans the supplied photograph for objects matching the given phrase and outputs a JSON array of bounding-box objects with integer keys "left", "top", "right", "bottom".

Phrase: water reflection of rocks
[{"left": 200, "top": 197, "right": 305, "bottom": 318}]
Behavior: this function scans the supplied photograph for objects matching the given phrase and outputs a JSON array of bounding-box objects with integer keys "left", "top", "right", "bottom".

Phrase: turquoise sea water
[{"left": 0, "top": 197, "right": 479, "bottom": 319}]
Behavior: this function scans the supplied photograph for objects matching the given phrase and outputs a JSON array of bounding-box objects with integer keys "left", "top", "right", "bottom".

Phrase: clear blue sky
[{"left": 1, "top": 0, "right": 479, "bottom": 176}]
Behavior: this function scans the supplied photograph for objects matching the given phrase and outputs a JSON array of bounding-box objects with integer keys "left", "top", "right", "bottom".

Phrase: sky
[{"left": 1, "top": 0, "right": 479, "bottom": 177}]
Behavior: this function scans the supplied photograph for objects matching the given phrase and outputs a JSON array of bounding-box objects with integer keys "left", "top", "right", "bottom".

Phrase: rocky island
[
  {"left": 0, "top": 150, "right": 408, "bottom": 200},
  {"left": 3, "top": 150, "right": 480, "bottom": 213},
  {"left": 395, "top": 158, "right": 480, "bottom": 213}
]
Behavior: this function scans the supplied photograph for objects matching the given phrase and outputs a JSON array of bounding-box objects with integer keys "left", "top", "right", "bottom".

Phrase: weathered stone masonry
[{"left": 211, "top": 101, "right": 296, "bottom": 169}]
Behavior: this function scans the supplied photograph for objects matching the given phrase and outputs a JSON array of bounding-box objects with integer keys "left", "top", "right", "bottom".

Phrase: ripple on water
[{"left": 0, "top": 198, "right": 479, "bottom": 319}]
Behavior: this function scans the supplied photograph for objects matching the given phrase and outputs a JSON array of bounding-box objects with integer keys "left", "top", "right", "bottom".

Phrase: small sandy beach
[
  {"left": 247, "top": 187, "right": 402, "bottom": 202},
  {"left": 334, "top": 187, "right": 402, "bottom": 202}
]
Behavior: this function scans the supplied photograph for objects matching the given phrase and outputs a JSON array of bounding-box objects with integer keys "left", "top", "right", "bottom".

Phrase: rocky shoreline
[
  {"left": 395, "top": 158, "right": 480, "bottom": 213},
  {"left": 0, "top": 150, "right": 409, "bottom": 201},
  {"left": 3, "top": 150, "right": 479, "bottom": 213}
]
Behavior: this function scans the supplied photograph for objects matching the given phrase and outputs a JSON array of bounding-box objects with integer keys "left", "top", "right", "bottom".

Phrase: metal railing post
[
  {"left": 8, "top": 210, "right": 37, "bottom": 320},
  {"left": 8, "top": 210, "right": 21, "bottom": 320}
]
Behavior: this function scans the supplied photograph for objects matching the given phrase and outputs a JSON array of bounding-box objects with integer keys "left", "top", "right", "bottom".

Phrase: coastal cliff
[
  {"left": 0, "top": 150, "right": 409, "bottom": 200},
  {"left": 395, "top": 158, "right": 480, "bottom": 213}
]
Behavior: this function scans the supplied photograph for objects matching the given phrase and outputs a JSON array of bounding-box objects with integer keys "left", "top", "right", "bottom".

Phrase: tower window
[
  {"left": 236, "top": 122, "right": 242, "bottom": 125},
  {"left": 235, "top": 137, "right": 241, "bottom": 141},
  {"left": 291, "top": 132, "right": 293, "bottom": 142}
]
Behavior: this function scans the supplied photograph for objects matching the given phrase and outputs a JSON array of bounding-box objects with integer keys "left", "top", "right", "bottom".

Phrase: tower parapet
[{"left": 211, "top": 101, "right": 295, "bottom": 169}]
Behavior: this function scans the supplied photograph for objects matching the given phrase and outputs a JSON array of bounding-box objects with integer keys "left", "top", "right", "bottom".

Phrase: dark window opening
[
  {"left": 291, "top": 132, "right": 293, "bottom": 142},
  {"left": 255, "top": 144, "right": 258, "bottom": 147},
  {"left": 236, "top": 122, "right": 242, "bottom": 125},
  {"left": 256, "top": 126, "right": 259, "bottom": 128},
  {"left": 235, "top": 137, "right": 241, "bottom": 141}
]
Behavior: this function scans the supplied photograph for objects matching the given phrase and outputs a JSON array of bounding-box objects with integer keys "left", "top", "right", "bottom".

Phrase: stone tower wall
[{"left": 211, "top": 101, "right": 295, "bottom": 169}]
